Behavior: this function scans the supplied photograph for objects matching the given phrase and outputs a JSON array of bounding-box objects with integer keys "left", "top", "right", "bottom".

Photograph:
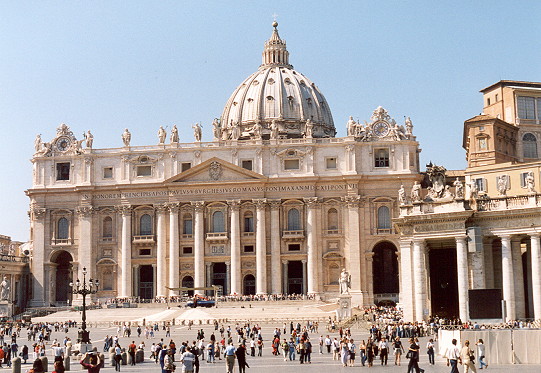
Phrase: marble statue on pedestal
[
  {"left": 305, "top": 119, "right": 314, "bottom": 138},
  {"left": 453, "top": 178, "right": 464, "bottom": 199},
  {"left": 526, "top": 171, "right": 536, "bottom": 193},
  {"left": 34, "top": 134, "right": 42, "bottom": 153},
  {"left": 339, "top": 268, "right": 351, "bottom": 295},
  {"left": 497, "top": 175, "right": 508, "bottom": 196},
  {"left": 398, "top": 185, "right": 407, "bottom": 205},
  {"left": 212, "top": 118, "right": 221, "bottom": 140},
  {"left": 270, "top": 119, "right": 278, "bottom": 139},
  {"left": 411, "top": 181, "right": 421, "bottom": 202},
  {"left": 192, "top": 123, "right": 202, "bottom": 142},
  {"left": 0, "top": 277, "right": 10, "bottom": 301},
  {"left": 84, "top": 130, "right": 93, "bottom": 149}
]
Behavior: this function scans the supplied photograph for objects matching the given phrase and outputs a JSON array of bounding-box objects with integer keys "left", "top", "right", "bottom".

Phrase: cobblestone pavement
[{"left": 20, "top": 322, "right": 541, "bottom": 373}]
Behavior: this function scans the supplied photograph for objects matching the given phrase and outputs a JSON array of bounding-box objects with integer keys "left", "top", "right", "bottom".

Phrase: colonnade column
[
  {"left": 192, "top": 201, "right": 205, "bottom": 294},
  {"left": 227, "top": 200, "right": 241, "bottom": 295},
  {"left": 412, "top": 239, "right": 427, "bottom": 322},
  {"left": 156, "top": 205, "right": 167, "bottom": 297},
  {"left": 511, "top": 238, "right": 526, "bottom": 319},
  {"left": 399, "top": 240, "right": 414, "bottom": 321},
  {"left": 456, "top": 236, "right": 470, "bottom": 321},
  {"left": 269, "top": 200, "right": 282, "bottom": 294},
  {"left": 168, "top": 203, "right": 180, "bottom": 296},
  {"left": 500, "top": 235, "right": 516, "bottom": 321},
  {"left": 29, "top": 208, "right": 47, "bottom": 306},
  {"left": 120, "top": 205, "right": 132, "bottom": 298},
  {"left": 529, "top": 234, "right": 541, "bottom": 320},
  {"left": 304, "top": 197, "right": 319, "bottom": 295},
  {"left": 342, "top": 195, "right": 362, "bottom": 303},
  {"left": 253, "top": 199, "right": 267, "bottom": 295}
]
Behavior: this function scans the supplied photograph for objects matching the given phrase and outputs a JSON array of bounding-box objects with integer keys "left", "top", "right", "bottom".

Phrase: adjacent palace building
[{"left": 26, "top": 22, "right": 541, "bottom": 324}]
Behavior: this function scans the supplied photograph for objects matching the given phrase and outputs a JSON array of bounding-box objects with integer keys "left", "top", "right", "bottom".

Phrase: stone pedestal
[
  {"left": 0, "top": 301, "right": 13, "bottom": 318},
  {"left": 73, "top": 343, "right": 93, "bottom": 355},
  {"left": 336, "top": 295, "right": 352, "bottom": 321}
]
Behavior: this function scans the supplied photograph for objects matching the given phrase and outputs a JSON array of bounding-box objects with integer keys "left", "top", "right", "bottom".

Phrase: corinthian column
[
  {"left": 304, "top": 197, "right": 319, "bottom": 295},
  {"left": 76, "top": 206, "right": 94, "bottom": 302},
  {"left": 168, "top": 203, "right": 180, "bottom": 296},
  {"left": 29, "top": 207, "right": 47, "bottom": 307},
  {"left": 269, "top": 200, "right": 282, "bottom": 294},
  {"left": 253, "top": 199, "right": 267, "bottom": 295},
  {"left": 192, "top": 201, "right": 205, "bottom": 294},
  {"left": 342, "top": 195, "right": 362, "bottom": 303},
  {"left": 227, "top": 200, "right": 241, "bottom": 295},
  {"left": 500, "top": 235, "right": 516, "bottom": 321},
  {"left": 456, "top": 236, "right": 469, "bottom": 321},
  {"left": 156, "top": 204, "right": 167, "bottom": 297},
  {"left": 413, "top": 239, "right": 427, "bottom": 322},
  {"left": 530, "top": 233, "right": 541, "bottom": 320},
  {"left": 119, "top": 205, "right": 132, "bottom": 298}
]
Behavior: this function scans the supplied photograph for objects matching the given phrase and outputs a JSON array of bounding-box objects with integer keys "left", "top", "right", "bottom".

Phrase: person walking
[
  {"left": 427, "top": 338, "right": 435, "bottom": 365},
  {"left": 305, "top": 338, "right": 312, "bottom": 364},
  {"left": 379, "top": 337, "right": 389, "bottom": 365},
  {"left": 340, "top": 338, "right": 349, "bottom": 367},
  {"left": 393, "top": 336, "right": 404, "bottom": 366},
  {"left": 348, "top": 338, "right": 356, "bottom": 367},
  {"left": 407, "top": 337, "right": 424, "bottom": 373},
  {"left": 224, "top": 342, "right": 236, "bottom": 373},
  {"left": 180, "top": 347, "right": 195, "bottom": 373},
  {"left": 114, "top": 344, "right": 122, "bottom": 372},
  {"left": 164, "top": 350, "right": 176, "bottom": 373},
  {"left": 236, "top": 343, "right": 249, "bottom": 373},
  {"left": 128, "top": 341, "right": 136, "bottom": 366},
  {"left": 460, "top": 340, "right": 477, "bottom": 373},
  {"left": 476, "top": 339, "right": 487, "bottom": 369},
  {"left": 446, "top": 338, "right": 461, "bottom": 373}
]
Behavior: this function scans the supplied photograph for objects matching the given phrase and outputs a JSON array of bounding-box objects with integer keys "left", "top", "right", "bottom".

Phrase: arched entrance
[
  {"left": 181, "top": 276, "right": 194, "bottom": 296},
  {"left": 243, "top": 274, "right": 256, "bottom": 295},
  {"left": 52, "top": 250, "right": 73, "bottom": 305},
  {"left": 138, "top": 265, "right": 154, "bottom": 299},
  {"left": 372, "top": 242, "right": 399, "bottom": 304}
]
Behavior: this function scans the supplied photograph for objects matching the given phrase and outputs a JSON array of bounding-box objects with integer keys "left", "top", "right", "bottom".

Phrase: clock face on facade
[
  {"left": 56, "top": 137, "right": 71, "bottom": 152},
  {"left": 372, "top": 121, "right": 390, "bottom": 137}
]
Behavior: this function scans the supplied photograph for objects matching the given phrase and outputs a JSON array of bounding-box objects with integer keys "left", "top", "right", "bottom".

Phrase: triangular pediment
[{"left": 164, "top": 157, "right": 266, "bottom": 184}]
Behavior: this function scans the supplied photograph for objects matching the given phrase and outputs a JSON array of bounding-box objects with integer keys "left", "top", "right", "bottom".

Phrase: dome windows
[
  {"left": 247, "top": 98, "right": 254, "bottom": 103},
  {"left": 266, "top": 96, "right": 274, "bottom": 101},
  {"left": 284, "top": 78, "right": 292, "bottom": 85},
  {"left": 268, "top": 78, "right": 275, "bottom": 85}
]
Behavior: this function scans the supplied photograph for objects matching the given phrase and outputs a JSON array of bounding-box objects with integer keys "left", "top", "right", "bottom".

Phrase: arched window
[
  {"left": 287, "top": 208, "right": 301, "bottom": 231},
  {"left": 57, "top": 217, "right": 69, "bottom": 239},
  {"left": 140, "top": 214, "right": 152, "bottom": 235},
  {"left": 523, "top": 133, "right": 538, "bottom": 158},
  {"left": 183, "top": 213, "right": 193, "bottom": 235},
  {"left": 212, "top": 211, "right": 225, "bottom": 233},
  {"left": 377, "top": 206, "right": 391, "bottom": 231},
  {"left": 244, "top": 212, "right": 254, "bottom": 233},
  {"left": 102, "top": 216, "right": 113, "bottom": 238},
  {"left": 327, "top": 208, "right": 338, "bottom": 230}
]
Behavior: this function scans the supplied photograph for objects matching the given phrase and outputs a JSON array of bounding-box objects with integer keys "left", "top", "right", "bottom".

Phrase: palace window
[
  {"left": 140, "top": 214, "right": 152, "bottom": 235},
  {"left": 288, "top": 244, "right": 301, "bottom": 251},
  {"left": 139, "top": 249, "right": 151, "bottom": 256},
  {"left": 212, "top": 211, "right": 225, "bottom": 233},
  {"left": 326, "top": 157, "right": 337, "bottom": 169},
  {"left": 377, "top": 206, "right": 391, "bottom": 232},
  {"left": 287, "top": 208, "right": 301, "bottom": 230},
  {"left": 56, "top": 162, "right": 70, "bottom": 181},
  {"left": 57, "top": 217, "right": 69, "bottom": 239},
  {"left": 183, "top": 214, "right": 193, "bottom": 235},
  {"left": 474, "top": 178, "right": 487, "bottom": 192},
  {"left": 241, "top": 160, "right": 253, "bottom": 171},
  {"left": 182, "top": 246, "right": 193, "bottom": 254},
  {"left": 181, "top": 162, "right": 192, "bottom": 172},
  {"left": 523, "top": 133, "right": 538, "bottom": 158},
  {"left": 244, "top": 212, "right": 254, "bottom": 232},
  {"left": 243, "top": 245, "right": 254, "bottom": 253},
  {"left": 284, "top": 159, "right": 300, "bottom": 170},
  {"left": 517, "top": 96, "right": 541, "bottom": 121},
  {"left": 102, "top": 216, "right": 113, "bottom": 238},
  {"left": 103, "top": 167, "right": 113, "bottom": 179},
  {"left": 136, "top": 165, "right": 152, "bottom": 177},
  {"left": 327, "top": 208, "right": 338, "bottom": 230},
  {"left": 374, "top": 149, "right": 389, "bottom": 168}
]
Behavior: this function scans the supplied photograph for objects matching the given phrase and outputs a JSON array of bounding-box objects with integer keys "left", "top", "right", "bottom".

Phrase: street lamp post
[{"left": 70, "top": 267, "right": 99, "bottom": 345}]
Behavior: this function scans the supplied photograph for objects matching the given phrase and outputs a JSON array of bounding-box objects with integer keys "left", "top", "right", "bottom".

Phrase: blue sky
[{"left": 1, "top": 1, "right": 540, "bottom": 241}]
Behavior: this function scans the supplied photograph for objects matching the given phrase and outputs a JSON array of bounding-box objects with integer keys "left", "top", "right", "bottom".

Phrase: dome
[{"left": 219, "top": 22, "right": 335, "bottom": 140}]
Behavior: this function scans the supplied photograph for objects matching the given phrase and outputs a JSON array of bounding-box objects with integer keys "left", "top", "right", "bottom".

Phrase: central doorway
[
  {"left": 287, "top": 261, "right": 304, "bottom": 294},
  {"left": 211, "top": 262, "right": 227, "bottom": 296},
  {"left": 181, "top": 276, "right": 194, "bottom": 296},
  {"left": 139, "top": 265, "right": 154, "bottom": 299},
  {"left": 243, "top": 274, "right": 256, "bottom": 295},
  {"left": 53, "top": 250, "right": 73, "bottom": 305},
  {"left": 429, "top": 247, "right": 459, "bottom": 318}
]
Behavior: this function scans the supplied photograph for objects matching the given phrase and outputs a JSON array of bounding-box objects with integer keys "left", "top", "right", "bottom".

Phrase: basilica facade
[{"left": 27, "top": 23, "right": 420, "bottom": 308}]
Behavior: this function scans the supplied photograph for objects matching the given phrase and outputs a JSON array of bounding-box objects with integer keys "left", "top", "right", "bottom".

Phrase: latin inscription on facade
[{"left": 211, "top": 245, "right": 225, "bottom": 255}]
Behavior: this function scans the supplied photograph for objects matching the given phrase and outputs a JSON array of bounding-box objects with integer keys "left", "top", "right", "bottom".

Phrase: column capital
[
  {"left": 154, "top": 203, "right": 168, "bottom": 213},
  {"left": 342, "top": 195, "right": 361, "bottom": 208},
  {"left": 30, "top": 207, "right": 47, "bottom": 220},
  {"left": 412, "top": 238, "right": 425, "bottom": 245},
  {"left": 76, "top": 206, "right": 94, "bottom": 217},
  {"left": 301, "top": 259, "right": 307, "bottom": 264},
  {"left": 303, "top": 197, "right": 319, "bottom": 208},
  {"left": 116, "top": 205, "right": 132, "bottom": 216},
  {"left": 180, "top": 204, "right": 193, "bottom": 213},
  {"left": 529, "top": 232, "right": 541, "bottom": 238},
  {"left": 191, "top": 201, "right": 205, "bottom": 212},
  {"left": 252, "top": 198, "right": 267, "bottom": 209},
  {"left": 455, "top": 235, "right": 468, "bottom": 244},
  {"left": 205, "top": 262, "right": 212, "bottom": 268},
  {"left": 225, "top": 261, "right": 231, "bottom": 266},
  {"left": 268, "top": 199, "right": 282, "bottom": 210},
  {"left": 282, "top": 259, "right": 288, "bottom": 265},
  {"left": 227, "top": 200, "right": 241, "bottom": 210},
  {"left": 166, "top": 202, "right": 180, "bottom": 214}
]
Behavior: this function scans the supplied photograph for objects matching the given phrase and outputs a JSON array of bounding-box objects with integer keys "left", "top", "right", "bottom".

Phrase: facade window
[
  {"left": 243, "top": 245, "right": 254, "bottom": 253},
  {"left": 212, "top": 211, "right": 225, "bottom": 232},
  {"left": 136, "top": 165, "right": 152, "bottom": 177},
  {"left": 327, "top": 208, "right": 338, "bottom": 230},
  {"left": 377, "top": 206, "right": 391, "bottom": 231},
  {"left": 474, "top": 178, "right": 487, "bottom": 192},
  {"left": 103, "top": 167, "right": 113, "bottom": 179},
  {"left": 102, "top": 216, "right": 113, "bottom": 238},
  {"left": 288, "top": 244, "right": 301, "bottom": 251},
  {"left": 183, "top": 214, "right": 193, "bottom": 235},
  {"left": 487, "top": 98, "right": 491, "bottom": 106},
  {"left": 139, "top": 249, "right": 151, "bottom": 256},
  {"left": 181, "top": 162, "right": 192, "bottom": 172},
  {"left": 326, "top": 157, "right": 337, "bottom": 169},
  {"left": 523, "top": 133, "right": 538, "bottom": 158},
  {"left": 517, "top": 96, "right": 541, "bottom": 120},
  {"left": 182, "top": 247, "right": 193, "bottom": 254},
  {"left": 56, "top": 162, "right": 71, "bottom": 181},
  {"left": 284, "top": 159, "right": 300, "bottom": 170},
  {"left": 241, "top": 160, "right": 253, "bottom": 171},
  {"left": 374, "top": 149, "right": 389, "bottom": 168},
  {"left": 287, "top": 208, "right": 301, "bottom": 230},
  {"left": 57, "top": 217, "right": 69, "bottom": 239},
  {"left": 243, "top": 212, "right": 254, "bottom": 232},
  {"left": 140, "top": 214, "right": 152, "bottom": 235}
]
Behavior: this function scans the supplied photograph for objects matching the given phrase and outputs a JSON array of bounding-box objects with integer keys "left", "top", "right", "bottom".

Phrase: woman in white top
[{"left": 476, "top": 339, "right": 487, "bottom": 369}]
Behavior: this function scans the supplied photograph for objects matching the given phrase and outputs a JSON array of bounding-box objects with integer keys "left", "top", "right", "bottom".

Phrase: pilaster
[{"left": 253, "top": 198, "right": 267, "bottom": 295}]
